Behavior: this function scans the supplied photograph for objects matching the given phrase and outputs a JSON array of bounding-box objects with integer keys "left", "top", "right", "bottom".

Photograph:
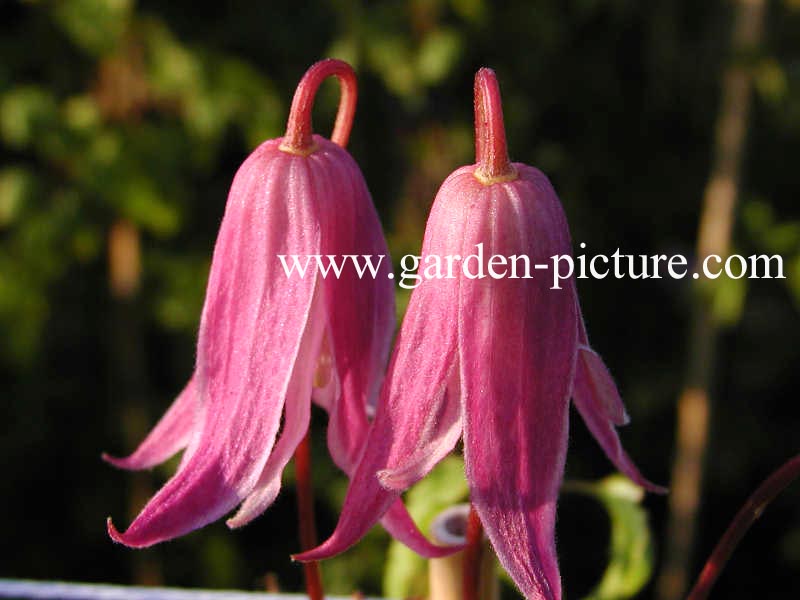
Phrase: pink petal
[
  {"left": 376, "top": 363, "right": 461, "bottom": 491},
  {"left": 102, "top": 378, "right": 197, "bottom": 470},
  {"left": 298, "top": 148, "right": 446, "bottom": 556},
  {"left": 303, "top": 148, "right": 463, "bottom": 561},
  {"left": 576, "top": 309, "right": 629, "bottom": 426},
  {"left": 574, "top": 345, "right": 629, "bottom": 426},
  {"left": 250, "top": 144, "right": 438, "bottom": 555},
  {"left": 291, "top": 474, "right": 395, "bottom": 562},
  {"left": 459, "top": 167, "right": 578, "bottom": 600},
  {"left": 226, "top": 289, "right": 325, "bottom": 529},
  {"left": 375, "top": 361, "right": 463, "bottom": 559},
  {"left": 380, "top": 499, "right": 463, "bottom": 557},
  {"left": 175, "top": 395, "right": 206, "bottom": 472},
  {"left": 108, "top": 141, "right": 330, "bottom": 547},
  {"left": 572, "top": 342, "right": 667, "bottom": 494},
  {"left": 296, "top": 181, "right": 472, "bottom": 562},
  {"left": 312, "top": 148, "right": 396, "bottom": 474}
]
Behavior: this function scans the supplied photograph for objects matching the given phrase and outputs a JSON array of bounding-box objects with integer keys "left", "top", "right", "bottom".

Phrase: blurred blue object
[{"left": 0, "top": 580, "right": 384, "bottom": 600}]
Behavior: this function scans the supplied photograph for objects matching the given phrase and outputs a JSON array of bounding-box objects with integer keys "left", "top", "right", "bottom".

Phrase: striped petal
[
  {"left": 295, "top": 176, "right": 470, "bottom": 562},
  {"left": 226, "top": 284, "right": 325, "bottom": 529},
  {"left": 460, "top": 167, "right": 577, "bottom": 600},
  {"left": 108, "top": 144, "right": 323, "bottom": 547},
  {"left": 572, "top": 334, "right": 667, "bottom": 494},
  {"left": 312, "top": 146, "right": 395, "bottom": 474}
]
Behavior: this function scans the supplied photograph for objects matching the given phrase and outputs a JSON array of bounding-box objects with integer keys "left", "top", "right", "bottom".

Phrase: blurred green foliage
[
  {"left": 567, "top": 476, "right": 655, "bottom": 600},
  {"left": 1, "top": 0, "right": 799, "bottom": 598}
]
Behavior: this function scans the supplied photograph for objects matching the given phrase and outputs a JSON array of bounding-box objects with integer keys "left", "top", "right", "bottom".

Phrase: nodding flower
[
  {"left": 105, "top": 59, "right": 454, "bottom": 558},
  {"left": 295, "top": 67, "right": 666, "bottom": 600}
]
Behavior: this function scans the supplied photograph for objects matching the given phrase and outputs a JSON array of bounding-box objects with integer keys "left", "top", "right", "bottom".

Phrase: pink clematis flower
[
  {"left": 105, "top": 59, "right": 452, "bottom": 557},
  {"left": 296, "top": 68, "right": 666, "bottom": 599}
]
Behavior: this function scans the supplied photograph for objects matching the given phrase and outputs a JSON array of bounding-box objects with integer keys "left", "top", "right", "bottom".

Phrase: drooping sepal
[
  {"left": 107, "top": 147, "right": 323, "bottom": 547},
  {"left": 102, "top": 378, "right": 197, "bottom": 471},
  {"left": 460, "top": 169, "right": 577, "bottom": 600},
  {"left": 572, "top": 332, "right": 667, "bottom": 494}
]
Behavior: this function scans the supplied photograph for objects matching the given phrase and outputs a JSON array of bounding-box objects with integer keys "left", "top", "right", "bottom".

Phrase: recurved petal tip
[
  {"left": 225, "top": 514, "right": 247, "bottom": 530},
  {"left": 225, "top": 478, "right": 280, "bottom": 530},
  {"left": 375, "top": 390, "right": 462, "bottom": 493},
  {"left": 575, "top": 346, "right": 630, "bottom": 426},
  {"left": 291, "top": 497, "right": 461, "bottom": 562},
  {"left": 101, "top": 452, "right": 135, "bottom": 470},
  {"left": 291, "top": 538, "right": 343, "bottom": 563},
  {"left": 376, "top": 468, "right": 405, "bottom": 491},
  {"left": 107, "top": 517, "right": 126, "bottom": 546},
  {"left": 107, "top": 516, "right": 154, "bottom": 548},
  {"left": 575, "top": 320, "right": 667, "bottom": 494},
  {"left": 381, "top": 501, "right": 465, "bottom": 558},
  {"left": 289, "top": 483, "right": 386, "bottom": 562},
  {"left": 573, "top": 362, "right": 668, "bottom": 495}
]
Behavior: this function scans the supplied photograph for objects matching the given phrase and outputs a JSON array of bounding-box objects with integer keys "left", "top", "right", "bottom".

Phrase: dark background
[{"left": 1, "top": 1, "right": 798, "bottom": 598}]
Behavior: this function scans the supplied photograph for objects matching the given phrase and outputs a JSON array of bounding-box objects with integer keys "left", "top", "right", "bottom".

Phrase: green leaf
[
  {"left": 0, "top": 86, "right": 58, "bottom": 148},
  {"left": 416, "top": 28, "right": 463, "bottom": 86},
  {"left": 755, "top": 58, "right": 788, "bottom": 104},
  {"left": 50, "top": 0, "right": 133, "bottom": 56},
  {"left": 143, "top": 20, "right": 203, "bottom": 99},
  {"left": 565, "top": 476, "right": 655, "bottom": 600},
  {"left": 112, "top": 173, "right": 180, "bottom": 237},
  {"left": 63, "top": 95, "right": 102, "bottom": 133},
  {"left": 366, "top": 34, "right": 416, "bottom": 98},
  {"left": 450, "top": 0, "right": 487, "bottom": 23},
  {"left": 0, "top": 166, "right": 37, "bottom": 227}
]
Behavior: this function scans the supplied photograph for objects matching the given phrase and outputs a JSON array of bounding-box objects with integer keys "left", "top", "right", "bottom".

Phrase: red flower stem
[
  {"left": 686, "top": 453, "right": 800, "bottom": 600},
  {"left": 281, "top": 58, "right": 357, "bottom": 154},
  {"left": 473, "top": 68, "right": 517, "bottom": 184},
  {"left": 462, "top": 504, "right": 484, "bottom": 600},
  {"left": 294, "top": 431, "right": 323, "bottom": 600}
]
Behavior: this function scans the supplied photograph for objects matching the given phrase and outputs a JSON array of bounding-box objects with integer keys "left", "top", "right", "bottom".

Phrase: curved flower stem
[
  {"left": 462, "top": 504, "right": 484, "bottom": 600},
  {"left": 473, "top": 68, "right": 517, "bottom": 185},
  {"left": 281, "top": 58, "right": 358, "bottom": 155},
  {"left": 685, "top": 453, "right": 800, "bottom": 600},
  {"left": 294, "top": 431, "right": 323, "bottom": 600}
]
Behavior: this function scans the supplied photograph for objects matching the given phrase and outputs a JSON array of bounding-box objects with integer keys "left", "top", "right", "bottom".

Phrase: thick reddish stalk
[
  {"left": 473, "top": 68, "right": 517, "bottom": 184},
  {"left": 686, "top": 453, "right": 800, "bottom": 600},
  {"left": 294, "top": 432, "right": 323, "bottom": 600},
  {"left": 462, "top": 504, "right": 484, "bottom": 600},
  {"left": 281, "top": 58, "right": 357, "bottom": 154}
]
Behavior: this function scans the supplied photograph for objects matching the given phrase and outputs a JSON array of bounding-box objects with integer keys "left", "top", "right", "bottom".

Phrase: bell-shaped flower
[
  {"left": 296, "top": 68, "right": 666, "bottom": 600},
  {"left": 105, "top": 59, "right": 452, "bottom": 557}
]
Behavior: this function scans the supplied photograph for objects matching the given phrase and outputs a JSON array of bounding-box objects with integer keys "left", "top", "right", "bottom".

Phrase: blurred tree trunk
[{"left": 655, "top": 1, "right": 766, "bottom": 599}]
